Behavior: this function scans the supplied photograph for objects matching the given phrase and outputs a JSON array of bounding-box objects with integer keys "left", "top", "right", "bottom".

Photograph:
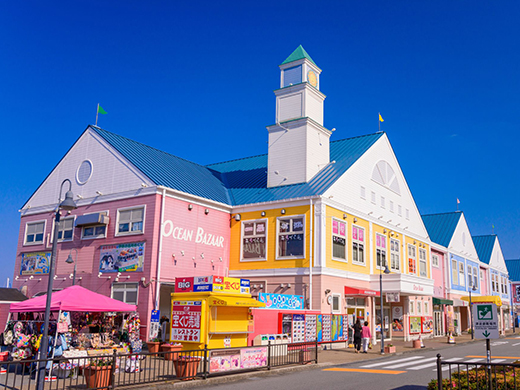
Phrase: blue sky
[{"left": 1, "top": 1, "right": 519, "bottom": 285}]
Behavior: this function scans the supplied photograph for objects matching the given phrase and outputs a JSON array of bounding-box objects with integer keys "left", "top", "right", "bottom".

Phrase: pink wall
[
  {"left": 480, "top": 267, "right": 489, "bottom": 296},
  {"left": 431, "top": 249, "right": 447, "bottom": 298}
]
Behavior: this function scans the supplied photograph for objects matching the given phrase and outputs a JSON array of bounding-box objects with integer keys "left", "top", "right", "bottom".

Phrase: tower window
[{"left": 283, "top": 65, "right": 302, "bottom": 87}]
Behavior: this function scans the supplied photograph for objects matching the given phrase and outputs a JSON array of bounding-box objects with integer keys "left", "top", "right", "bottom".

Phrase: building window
[
  {"left": 480, "top": 269, "right": 484, "bottom": 282},
  {"left": 111, "top": 282, "right": 138, "bottom": 304},
  {"left": 117, "top": 206, "right": 144, "bottom": 235},
  {"left": 407, "top": 244, "right": 416, "bottom": 274},
  {"left": 389, "top": 201, "right": 394, "bottom": 213},
  {"left": 376, "top": 234, "right": 386, "bottom": 268},
  {"left": 277, "top": 216, "right": 304, "bottom": 258},
  {"left": 82, "top": 225, "right": 107, "bottom": 240},
  {"left": 473, "top": 266, "right": 478, "bottom": 289},
  {"left": 332, "top": 294, "right": 341, "bottom": 313},
  {"left": 417, "top": 301, "right": 422, "bottom": 314},
  {"left": 390, "top": 238, "right": 400, "bottom": 272},
  {"left": 432, "top": 254, "right": 439, "bottom": 268},
  {"left": 57, "top": 217, "right": 75, "bottom": 242},
  {"left": 409, "top": 300, "right": 415, "bottom": 315},
  {"left": 452, "top": 259, "right": 458, "bottom": 285},
  {"left": 352, "top": 226, "right": 365, "bottom": 264},
  {"left": 398, "top": 205, "right": 402, "bottom": 216},
  {"left": 371, "top": 191, "right": 376, "bottom": 204},
  {"left": 380, "top": 196, "right": 385, "bottom": 208},
  {"left": 242, "top": 220, "right": 267, "bottom": 261},
  {"left": 360, "top": 186, "right": 366, "bottom": 199},
  {"left": 491, "top": 274, "right": 496, "bottom": 292},
  {"left": 25, "top": 221, "right": 46, "bottom": 245},
  {"left": 424, "top": 302, "right": 429, "bottom": 314},
  {"left": 458, "top": 262, "right": 465, "bottom": 287},
  {"left": 405, "top": 209, "right": 410, "bottom": 220},
  {"left": 419, "top": 248, "right": 427, "bottom": 277},
  {"left": 332, "top": 219, "right": 347, "bottom": 261}
]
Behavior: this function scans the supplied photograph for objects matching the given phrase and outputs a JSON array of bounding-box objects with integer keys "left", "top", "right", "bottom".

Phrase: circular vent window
[{"left": 77, "top": 160, "right": 93, "bottom": 185}]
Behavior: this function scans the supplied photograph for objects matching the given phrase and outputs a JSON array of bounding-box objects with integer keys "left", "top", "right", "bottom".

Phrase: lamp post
[
  {"left": 66, "top": 248, "right": 78, "bottom": 285},
  {"left": 380, "top": 263, "right": 390, "bottom": 354},
  {"left": 469, "top": 282, "right": 477, "bottom": 340},
  {"left": 36, "top": 179, "right": 76, "bottom": 390}
]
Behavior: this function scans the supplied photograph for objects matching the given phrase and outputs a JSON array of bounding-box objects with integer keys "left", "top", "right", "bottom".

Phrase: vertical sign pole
[{"left": 486, "top": 338, "right": 491, "bottom": 389}]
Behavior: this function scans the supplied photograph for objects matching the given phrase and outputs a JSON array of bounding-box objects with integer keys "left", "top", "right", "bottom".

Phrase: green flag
[{"left": 98, "top": 105, "right": 107, "bottom": 115}]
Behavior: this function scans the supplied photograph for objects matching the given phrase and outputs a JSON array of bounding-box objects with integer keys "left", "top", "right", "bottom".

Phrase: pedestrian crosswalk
[{"left": 359, "top": 355, "right": 511, "bottom": 373}]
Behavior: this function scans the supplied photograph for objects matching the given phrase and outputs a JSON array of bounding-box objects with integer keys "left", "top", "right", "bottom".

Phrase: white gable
[
  {"left": 448, "top": 214, "right": 479, "bottom": 261},
  {"left": 323, "top": 134, "right": 428, "bottom": 239},
  {"left": 22, "top": 128, "right": 153, "bottom": 212},
  {"left": 489, "top": 238, "right": 508, "bottom": 273}
]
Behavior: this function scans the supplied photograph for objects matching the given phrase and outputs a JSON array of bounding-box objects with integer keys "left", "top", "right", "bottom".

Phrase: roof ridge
[
  {"left": 90, "top": 125, "right": 211, "bottom": 170},
  {"left": 207, "top": 132, "right": 384, "bottom": 167},
  {"left": 422, "top": 211, "right": 463, "bottom": 217},
  {"left": 472, "top": 234, "right": 497, "bottom": 238}
]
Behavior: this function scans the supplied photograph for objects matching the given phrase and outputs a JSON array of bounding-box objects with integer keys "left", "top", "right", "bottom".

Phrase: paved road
[{"left": 204, "top": 336, "right": 520, "bottom": 390}]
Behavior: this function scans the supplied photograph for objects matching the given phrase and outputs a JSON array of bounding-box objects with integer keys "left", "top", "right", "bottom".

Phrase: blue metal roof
[
  {"left": 421, "top": 212, "right": 462, "bottom": 247},
  {"left": 207, "top": 132, "right": 384, "bottom": 205},
  {"left": 505, "top": 259, "right": 520, "bottom": 282},
  {"left": 92, "top": 126, "right": 383, "bottom": 207},
  {"left": 472, "top": 235, "right": 496, "bottom": 265},
  {"left": 91, "top": 126, "right": 232, "bottom": 205}
]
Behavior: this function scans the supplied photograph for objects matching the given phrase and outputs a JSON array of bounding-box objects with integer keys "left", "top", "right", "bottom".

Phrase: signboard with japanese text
[
  {"left": 258, "top": 293, "right": 304, "bottom": 310},
  {"left": 99, "top": 242, "right": 144, "bottom": 273},
  {"left": 209, "top": 347, "right": 267, "bottom": 373},
  {"left": 173, "top": 276, "right": 250, "bottom": 294},
  {"left": 20, "top": 252, "right": 50, "bottom": 275},
  {"left": 472, "top": 303, "right": 499, "bottom": 339},
  {"left": 149, "top": 310, "right": 160, "bottom": 340},
  {"left": 170, "top": 301, "right": 202, "bottom": 342}
]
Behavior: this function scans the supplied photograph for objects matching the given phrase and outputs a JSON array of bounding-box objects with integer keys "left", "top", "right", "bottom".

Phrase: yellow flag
[{"left": 379, "top": 113, "right": 384, "bottom": 122}]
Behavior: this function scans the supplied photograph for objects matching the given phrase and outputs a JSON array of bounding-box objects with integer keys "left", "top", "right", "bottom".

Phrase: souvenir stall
[{"left": 3, "top": 286, "right": 138, "bottom": 379}]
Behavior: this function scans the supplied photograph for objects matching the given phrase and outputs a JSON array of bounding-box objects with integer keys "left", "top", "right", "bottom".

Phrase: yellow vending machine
[{"left": 170, "top": 276, "right": 265, "bottom": 350}]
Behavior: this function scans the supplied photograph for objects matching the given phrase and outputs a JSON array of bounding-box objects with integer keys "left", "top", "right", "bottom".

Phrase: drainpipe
[
  {"left": 155, "top": 188, "right": 167, "bottom": 310},
  {"left": 309, "top": 198, "right": 313, "bottom": 310}
]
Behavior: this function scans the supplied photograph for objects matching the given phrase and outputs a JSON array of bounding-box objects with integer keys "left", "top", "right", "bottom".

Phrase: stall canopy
[
  {"left": 344, "top": 286, "right": 380, "bottom": 297},
  {"left": 9, "top": 285, "right": 136, "bottom": 313},
  {"left": 461, "top": 295, "right": 502, "bottom": 307}
]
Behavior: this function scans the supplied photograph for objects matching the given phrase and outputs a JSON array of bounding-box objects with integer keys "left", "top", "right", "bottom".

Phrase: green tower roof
[{"left": 281, "top": 45, "right": 317, "bottom": 66}]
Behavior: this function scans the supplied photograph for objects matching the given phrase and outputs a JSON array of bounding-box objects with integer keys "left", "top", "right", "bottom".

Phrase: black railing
[
  {"left": 435, "top": 353, "right": 520, "bottom": 390},
  {"left": 0, "top": 341, "right": 318, "bottom": 389}
]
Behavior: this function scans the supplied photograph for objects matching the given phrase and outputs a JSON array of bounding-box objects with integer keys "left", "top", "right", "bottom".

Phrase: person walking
[
  {"left": 361, "top": 321, "right": 371, "bottom": 353},
  {"left": 352, "top": 319, "right": 362, "bottom": 353}
]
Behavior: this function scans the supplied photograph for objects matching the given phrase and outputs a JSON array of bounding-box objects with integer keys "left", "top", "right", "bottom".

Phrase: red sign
[
  {"left": 175, "top": 277, "right": 194, "bottom": 292},
  {"left": 171, "top": 301, "right": 202, "bottom": 342},
  {"left": 344, "top": 286, "right": 380, "bottom": 297}
]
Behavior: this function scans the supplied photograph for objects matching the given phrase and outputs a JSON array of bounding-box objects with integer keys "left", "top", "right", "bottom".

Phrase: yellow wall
[
  {"left": 229, "top": 205, "right": 311, "bottom": 271},
  {"left": 325, "top": 206, "right": 370, "bottom": 275}
]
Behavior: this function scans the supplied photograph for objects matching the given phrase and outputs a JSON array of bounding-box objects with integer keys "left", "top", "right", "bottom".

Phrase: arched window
[{"left": 371, "top": 160, "right": 400, "bottom": 195}]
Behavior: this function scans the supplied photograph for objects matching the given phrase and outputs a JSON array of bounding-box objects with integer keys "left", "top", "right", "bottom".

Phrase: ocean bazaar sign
[{"left": 162, "top": 220, "right": 225, "bottom": 248}]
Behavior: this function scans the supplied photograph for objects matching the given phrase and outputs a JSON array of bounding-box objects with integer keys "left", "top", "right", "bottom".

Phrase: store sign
[
  {"left": 149, "top": 310, "right": 160, "bottom": 340},
  {"left": 472, "top": 303, "right": 499, "bottom": 339},
  {"left": 174, "top": 276, "right": 250, "bottom": 294},
  {"left": 386, "top": 292, "right": 400, "bottom": 303},
  {"left": 409, "top": 316, "right": 421, "bottom": 333},
  {"left": 162, "top": 220, "right": 225, "bottom": 248},
  {"left": 514, "top": 283, "right": 520, "bottom": 304},
  {"left": 258, "top": 293, "right": 304, "bottom": 310},
  {"left": 421, "top": 316, "right": 433, "bottom": 332},
  {"left": 20, "top": 252, "right": 50, "bottom": 275},
  {"left": 171, "top": 300, "right": 202, "bottom": 342},
  {"left": 99, "top": 242, "right": 145, "bottom": 273}
]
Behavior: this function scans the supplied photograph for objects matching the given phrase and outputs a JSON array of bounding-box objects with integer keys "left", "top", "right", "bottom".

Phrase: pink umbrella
[{"left": 9, "top": 285, "right": 136, "bottom": 313}]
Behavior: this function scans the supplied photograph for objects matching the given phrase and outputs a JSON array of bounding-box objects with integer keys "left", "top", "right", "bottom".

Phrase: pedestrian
[
  {"left": 361, "top": 321, "right": 371, "bottom": 353},
  {"left": 352, "top": 319, "right": 362, "bottom": 353}
]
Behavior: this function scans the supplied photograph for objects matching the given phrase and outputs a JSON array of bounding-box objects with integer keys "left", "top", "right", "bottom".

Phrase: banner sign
[
  {"left": 20, "top": 252, "right": 50, "bottom": 275},
  {"left": 258, "top": 293, "right": 304, "bottom": 310},
  {"left": 149, "top": 310, "right": 160, "bottom": 340},
  {"left": 421, "top": 316, "right": 433, "bottom": 332},
  {"left": 409, "top": 316, "right": 421, "bottom": 333},
  {"left": 99, "top": 242, "right": 144, "bottom": 273},
  {"left": 171, "top": 301, "right": 202, "bottom": 342},
  {"left": 209, "top": 347, "right": 267, "bottom": 373},
  {"left": 473, "top": 303, "right": 499, "bottom": 339},
  {"left": 386, "top": 292, "right": 400, "bottom": 303}
]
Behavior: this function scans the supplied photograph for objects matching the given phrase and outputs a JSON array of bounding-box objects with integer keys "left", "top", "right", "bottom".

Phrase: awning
[
  {"left": 461, "top": 295, "right": 502, "bottom": 307},
  {"left": 344, "top": 286, "right": 380, "bottom": 297},
  {"left": 432, "top": 298, "right": 454, "bottom": 306},
  {"left": 75, "top": 212, "right": 109, "bottom": 227},
  {"left": 208, "top": 296, "right": 266, "bottom": 308}
]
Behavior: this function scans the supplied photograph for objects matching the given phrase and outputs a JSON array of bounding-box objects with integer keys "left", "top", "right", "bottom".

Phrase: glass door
[{"left": 375, "top": 298, "right": 391, "bottom": 340}]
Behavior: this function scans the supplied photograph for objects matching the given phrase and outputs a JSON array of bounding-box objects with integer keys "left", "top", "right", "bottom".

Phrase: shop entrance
[
  {"left": 433, "top": 307, "right": 443, "bottom": 336},
  {"left": 346, "top": 297, "right": 366, "bottom": 324},
  {"left": 158, "top": 283, "right": 175, "bottom": 341},
  {"left": 375, "top": 298, "right": 391, "bottom": 340}
]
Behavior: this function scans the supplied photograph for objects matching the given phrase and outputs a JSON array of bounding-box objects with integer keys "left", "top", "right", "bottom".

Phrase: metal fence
[
  {"left": 0, "top": 341, "right": 318, "bottom": 390},
  {"left": 435, "top": 354, "right": 520, "bottom": 390}
]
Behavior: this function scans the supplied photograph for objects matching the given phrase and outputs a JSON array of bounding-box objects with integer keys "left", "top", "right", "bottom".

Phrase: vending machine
[
  {"left": 292, "top": 314, "right": 305, "bottom": 342},
  {"left": 322, "top": 314, "right": 332, "bottom": 342},
  {"left": 280, "top": 313, "right": 293, "bottom": 339},
  {"left": 305, "top": 314, "right": 317, "bottom": 342}
]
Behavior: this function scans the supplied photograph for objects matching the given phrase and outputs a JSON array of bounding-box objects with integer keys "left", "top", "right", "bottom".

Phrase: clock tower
[{"left": 267, "top": 46, "right": 332, "bottom": 188}]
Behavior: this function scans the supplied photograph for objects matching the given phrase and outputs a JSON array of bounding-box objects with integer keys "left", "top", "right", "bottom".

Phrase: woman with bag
[
  {"left": 361, "top": 321, "right": 371, "bottom": 353},
  {"left": 352, "top": 319, "right": 362, "bottom": 353}
]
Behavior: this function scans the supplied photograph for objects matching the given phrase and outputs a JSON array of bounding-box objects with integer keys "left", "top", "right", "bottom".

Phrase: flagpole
[
  {"left": 96, "top": 103, "right": 99, "bottom": 126},
  {"left": 378, "top": 112, "right": 380, "bottom": 132}
]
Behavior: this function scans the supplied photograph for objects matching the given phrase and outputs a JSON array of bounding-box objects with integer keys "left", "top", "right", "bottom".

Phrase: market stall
[{"left": 3, "top": 286, "right": 139, "bottom": 380}]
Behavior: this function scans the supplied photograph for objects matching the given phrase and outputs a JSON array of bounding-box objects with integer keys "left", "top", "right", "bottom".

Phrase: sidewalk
[{"left": 317, "top": 329, "right": 518, "bottom": 366}]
